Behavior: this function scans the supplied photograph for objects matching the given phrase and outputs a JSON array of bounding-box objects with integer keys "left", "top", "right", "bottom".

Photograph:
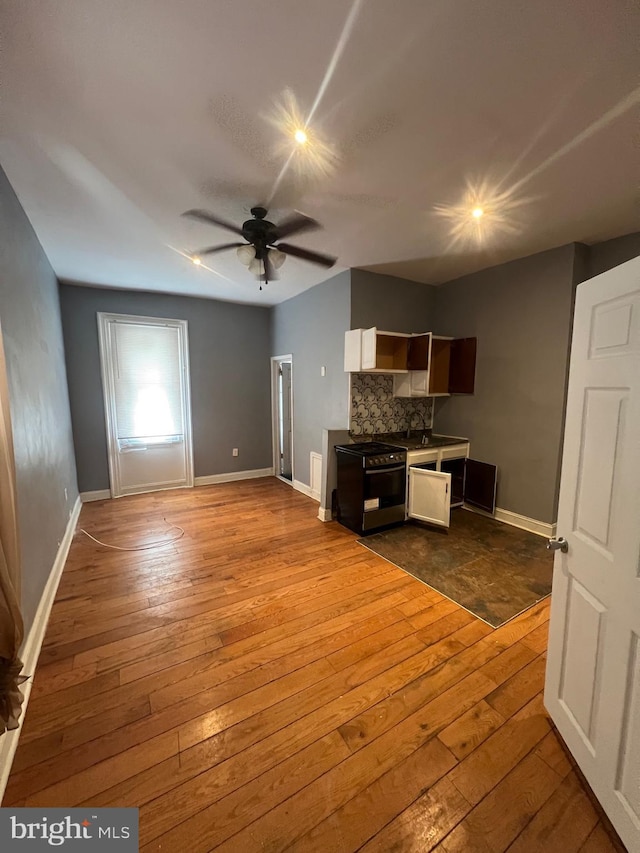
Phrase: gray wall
[
  {"left": 350, "top": 268, "right": 437, "bottom": 331},
  {"left": 582, "top": 231, "right": 640, "bottom": 280},
  {"left": 272, "top": 271, "right": 351, "bottom": 486},
  {"left": 59, "top": 284, "right": 272, "bottom": 492},
  {"left": 0, "top": 167, "right": 78, "bottom": 631},
  {"left": 433, "top": 244, "right": 578, "bottom": 524}
]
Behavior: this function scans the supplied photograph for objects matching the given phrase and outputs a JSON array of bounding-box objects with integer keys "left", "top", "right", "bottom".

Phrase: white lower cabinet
[
  {"left": 406, "top": 442, "right": 496, "bottom": 528},
  {"left": 408, "top": 467, "right": 451, "bottom": 527}
]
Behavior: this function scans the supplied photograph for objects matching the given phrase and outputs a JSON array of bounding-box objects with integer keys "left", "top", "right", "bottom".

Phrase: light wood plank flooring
[{"left": 3, "top": 479, "right": 623, "bottom": 851}]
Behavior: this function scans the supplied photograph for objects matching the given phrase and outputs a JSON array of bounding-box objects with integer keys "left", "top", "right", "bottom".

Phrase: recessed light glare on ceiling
[
  {"left": 166, "top": 245, "right": 234, "bottom": 283},
  {"left": 191, "top": 255, "right": 202, "bottom": 265},
  {"left": 434, "top": 178, "right": 533, "bottom": 248},
  {"left": 265, "top": 88, "right": 339, "bottom": 181}
]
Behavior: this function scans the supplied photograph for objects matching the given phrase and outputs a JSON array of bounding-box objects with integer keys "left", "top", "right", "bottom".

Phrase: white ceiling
[{"left": 1, "top": 0, "right": 638, "bottom": 305}]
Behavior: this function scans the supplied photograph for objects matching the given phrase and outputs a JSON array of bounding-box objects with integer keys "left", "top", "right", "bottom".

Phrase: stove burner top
[{"left": 339, "top": 441, "right": 403, "bottom": 456}]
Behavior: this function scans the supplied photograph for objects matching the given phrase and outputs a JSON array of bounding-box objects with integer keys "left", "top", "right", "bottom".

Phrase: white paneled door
[
  {"left": 545, "top": 257, "right": 640, "bottom": 852},
  {"left": 98, "top": 313, "right": 193, "bottom": 497}
]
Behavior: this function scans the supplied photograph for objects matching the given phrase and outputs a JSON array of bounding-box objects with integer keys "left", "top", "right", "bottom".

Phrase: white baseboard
[
  {"left": 0, "top": 494, "right": 82, "bottom": 800},
  {"left": 317, "top": 506, "right": 332, "bottom": 522},
  {"left": 293, "top": 479, "right": 320, "bottom": 502},
  {"left": 495, "top": 507, "right": 557, "bottom": 538},
  {"left": 84, "top": 471, "right": 277, "bottom": 497},
  {"left": 80, "top": 489, "right": 111, "bottom": 502},
  {"left": 194, "top": 467, "right": 274, "bottom": 487},
  {"left": 464, "top": 504, "right": 556, "bottom": 538}
]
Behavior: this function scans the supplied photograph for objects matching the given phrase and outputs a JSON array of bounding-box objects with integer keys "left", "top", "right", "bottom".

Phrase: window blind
[{"left": 112, "top": 322, "right": 184, "bottom": 447}]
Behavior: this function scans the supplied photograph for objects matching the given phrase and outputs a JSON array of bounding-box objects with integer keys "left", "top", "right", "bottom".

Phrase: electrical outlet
[{"left": 232, "top": 448, "right": 239, "bottom": 457}]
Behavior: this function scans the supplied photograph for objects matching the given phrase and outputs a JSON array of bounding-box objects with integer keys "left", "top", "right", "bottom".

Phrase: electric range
[{"left": 334, "top": 442, "right": 407, "bottom": 534}]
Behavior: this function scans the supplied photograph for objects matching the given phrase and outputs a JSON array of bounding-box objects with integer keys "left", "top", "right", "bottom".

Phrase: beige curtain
[{"left": 0, "top": 323, "right": 26, "bottom": 734}]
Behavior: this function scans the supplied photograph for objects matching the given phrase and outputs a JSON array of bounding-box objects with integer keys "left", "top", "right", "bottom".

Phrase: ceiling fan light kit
[
  {"left": 182, "top": 204, "right": 337, "bottom": 289},
  {"left": 248, "top": 257, "right": 262, "bottom": 275},
  {"left": 270, "top": 247, "right": 286, "bottom": 269},
  {"left": 236, "top": 244, "right": 256, "bottom": 265}
]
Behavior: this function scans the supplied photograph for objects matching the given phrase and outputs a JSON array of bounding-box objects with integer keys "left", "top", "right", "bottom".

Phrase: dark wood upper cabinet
[
  {"left": 406, "top": 334, "right": 430, "bottom": 370},
  {"left": 429, "top": 338, "right": 452, "bottom": 394},
  {"left": 449, "top": 337, "right": 477, "bottom": 394}
]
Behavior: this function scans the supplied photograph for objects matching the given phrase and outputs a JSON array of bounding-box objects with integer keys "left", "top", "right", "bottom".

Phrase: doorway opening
[
  {"left": 271, "top": 355, "right": 293, "bottom": 484},
  {"left": 98, "top": 313, "right": 194, "bottom": 497}
]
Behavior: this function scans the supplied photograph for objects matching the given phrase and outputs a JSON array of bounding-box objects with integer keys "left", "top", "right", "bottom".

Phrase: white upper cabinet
[
  {"left": 344, "top": 329, "right": 364, "bottom": 372},
  {"left": 344, "top": 327, "right": 477, "bottom": 397},
  {"left": 393, "top": 370, "right": 429, "bottom": 397},
  {"left": 361, "top": 328, "right": 411, "bottom": 372},
  {"left": 345, "top": 327, "right": 418, "bottom": 374}
]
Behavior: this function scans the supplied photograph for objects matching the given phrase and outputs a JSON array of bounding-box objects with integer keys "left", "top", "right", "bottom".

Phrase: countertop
[{"left": 349, "top": 432, "right": 469, "bottom": 450}]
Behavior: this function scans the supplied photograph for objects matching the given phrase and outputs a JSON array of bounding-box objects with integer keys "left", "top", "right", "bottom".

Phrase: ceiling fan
[{"left": 182, "top": 206, "right": 337, "bottom": 289}]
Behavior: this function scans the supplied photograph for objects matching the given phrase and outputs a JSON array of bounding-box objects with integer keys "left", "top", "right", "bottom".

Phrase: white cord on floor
[{"left": 79, "top": 518, "right": 185, "bottom": 551}]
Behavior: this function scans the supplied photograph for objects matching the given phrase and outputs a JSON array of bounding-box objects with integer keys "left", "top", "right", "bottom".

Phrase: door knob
[{"left": 547, "top": 536, "right": 569, "bottom": 553}]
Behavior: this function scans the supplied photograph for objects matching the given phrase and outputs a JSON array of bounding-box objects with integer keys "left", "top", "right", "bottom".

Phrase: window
[{"left": 112, "top": 321, "right": 185, "bottom": 449}]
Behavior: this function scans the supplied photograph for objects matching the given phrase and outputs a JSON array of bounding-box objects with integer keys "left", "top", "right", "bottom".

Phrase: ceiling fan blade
[
  {"left": 182, "top": 209, "right": 244, "bottom": 237},
  {"left": 275, "top": 212, "right": 321, "bottom": 241},
  {"left": 277, "top": 242, "right": 337, "bottom": 268},
  {"left": 193, "top": 242, "right": 244, "bottom": 256}
]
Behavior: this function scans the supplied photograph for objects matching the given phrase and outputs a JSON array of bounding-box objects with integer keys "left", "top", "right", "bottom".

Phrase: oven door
[{"left": 363, "top": 463, "right": 406, "bottom": 511}]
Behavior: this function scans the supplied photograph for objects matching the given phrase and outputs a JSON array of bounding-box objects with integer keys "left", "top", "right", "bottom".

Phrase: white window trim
[{"left": 97, "top": 312, "right": 194, "bottom": 497}]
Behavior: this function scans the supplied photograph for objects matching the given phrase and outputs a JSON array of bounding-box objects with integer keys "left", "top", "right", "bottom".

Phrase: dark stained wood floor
[{"left": 3, "top": 479, "right": 623, "bottom": 851}]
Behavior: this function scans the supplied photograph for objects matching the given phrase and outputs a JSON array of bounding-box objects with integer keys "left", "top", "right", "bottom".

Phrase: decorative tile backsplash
[{"left": 350, "top": 374, "right": 434, "bottom": 435}]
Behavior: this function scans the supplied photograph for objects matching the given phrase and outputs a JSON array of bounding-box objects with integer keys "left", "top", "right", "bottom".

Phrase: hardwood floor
[{"left": 3, "top": 479, "right": 623, "bottom": 851}]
